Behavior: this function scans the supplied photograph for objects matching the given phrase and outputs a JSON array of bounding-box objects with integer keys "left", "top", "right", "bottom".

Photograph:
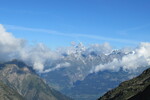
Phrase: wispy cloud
[
  {"left": 4, "top": 24, "right": 139, "bottom": 45},
  {"left": 116, "top": 24, "right": 150, "bottom": 36}
]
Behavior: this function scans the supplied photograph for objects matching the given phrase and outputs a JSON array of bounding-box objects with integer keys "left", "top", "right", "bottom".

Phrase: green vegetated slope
[
  {"left": 0, "top": 60, "right": 72, "bottom": 100},
  {"left": 98, "top": 67, "right": 150, "bottom": 100}
]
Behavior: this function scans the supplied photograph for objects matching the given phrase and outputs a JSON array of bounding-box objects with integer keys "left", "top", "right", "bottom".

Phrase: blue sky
[{"left": 0, "top": 0, "right": 150, "bottom": 49}]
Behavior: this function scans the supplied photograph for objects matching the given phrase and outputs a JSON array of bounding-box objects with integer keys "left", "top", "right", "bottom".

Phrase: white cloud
[
  {"left": 0, "top": 24, "right": 25, "bottom": 61},
  {"left": 0, "top": 24, "right": 60, "bottom": 72},
  {"left": 87, "top": 42, "right": 112, "bottom": 54},
  {"left": 19, "top": 43, "right": 61, "bottom": 72},
  {"left": 43, "top": 62, "right": 71, "bottom": 73},
  {"left": 93, "top": 42, "right": 150, "bottom": 73}
]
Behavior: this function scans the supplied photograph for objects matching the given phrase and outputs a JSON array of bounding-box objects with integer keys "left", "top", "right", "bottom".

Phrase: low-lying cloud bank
[
  {"left": 93, "top": 42, "right": 150, "bottom": 73},
  {"left": 0, "top": 24, "right": 150, "bottom": 74},
  {"left": 0, "top": 24, "right": 60, "bottom": 72},
  {"left": 0, "top": 24, "right": 25, "bottom": 61}
]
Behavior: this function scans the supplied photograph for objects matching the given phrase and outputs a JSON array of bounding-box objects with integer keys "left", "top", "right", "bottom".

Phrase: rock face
[
  {"left": 0, "top": 81, "right": 24, "bottom": 100},
  {"left": 128, "top": 85, "right": 150, "bottom": 100},
  {"left": 98, "top": 67, "right": 150, "bottom": 100},
  {"left": 0, "top": 60, "right": 72, "bottom": 100}
]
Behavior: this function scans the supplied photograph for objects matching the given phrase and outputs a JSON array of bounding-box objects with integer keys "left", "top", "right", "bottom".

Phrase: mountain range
[
  {"left": 40, "top": 44, "right": 149, "bottom": 100},
  {"left": 0, "top": 42, "right": 149, "bottom": 100}
]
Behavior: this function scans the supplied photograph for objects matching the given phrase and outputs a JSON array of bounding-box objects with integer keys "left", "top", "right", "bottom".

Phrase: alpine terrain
[
  {"left": 98, "top": 66, "right": 150, "bottom": 100},
  {"left": 0, "top": 60, "right": 72, "bottom": 100},
  {"left": 41, "top": 43, "right": 150, "bottom": 100}
]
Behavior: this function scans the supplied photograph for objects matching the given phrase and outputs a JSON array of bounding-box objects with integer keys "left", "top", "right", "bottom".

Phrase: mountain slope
[
  {"left": 98, "top": 67, "right": 150, "bottom": 100},
  {"left": 0, "top": 80, "right": 24, "bottom": 100},
  {"left": 0, "top": 60, "right": 72, "bottom": 100},
  {"left": 128, "top": 84, "right": 150, "bottom": 100}
]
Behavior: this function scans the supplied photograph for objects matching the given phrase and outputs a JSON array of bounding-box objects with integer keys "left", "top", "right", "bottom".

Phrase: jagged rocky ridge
[
  {"left": 41, "top": 48, "right": 142, "bottom": 100},
  {"left": 0, "top": 60, "right": 72, "bottom": 100},
  {"left": 42, "top": 48, "right": 127, "bottom": 88},
  {"left": 98, "top": 66, "right": 150, "bottom": 100}
]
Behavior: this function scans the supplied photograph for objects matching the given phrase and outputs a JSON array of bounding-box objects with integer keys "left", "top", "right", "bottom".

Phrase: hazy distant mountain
[
  {"left": 42, "top": 43, "right": 126, "bottom": 87},
  {"left": 64, "top": 70, "right": 132, "bottom": 100},
  {"left": 42, "top": 48, "right": 126, "bottom": 86},
  {"left": 98, "top": 66, "right": 150, "bottom": 100},
  {"left": 41, "top": 47, "right": 145, "bottom": 100},
  {"left": 0, "top": 60, "right": 72, "bottom": 100}
]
